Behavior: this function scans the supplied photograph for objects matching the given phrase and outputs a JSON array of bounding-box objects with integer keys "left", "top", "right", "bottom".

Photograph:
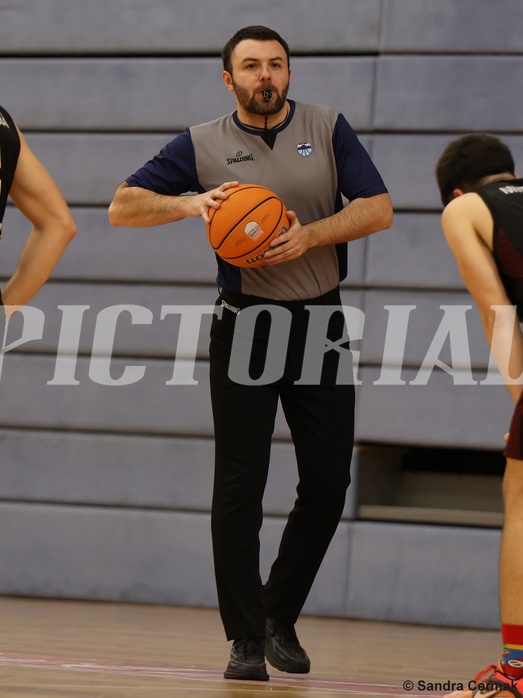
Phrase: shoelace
[
  {"left": 236, "top": 637, "right": 264, "bottom": 658},
  {"left": 280, "top": 625, "right": 299, "bottom": 645},
  {"left": 472, "top": 664, "right": 521, "bottom": 696}
]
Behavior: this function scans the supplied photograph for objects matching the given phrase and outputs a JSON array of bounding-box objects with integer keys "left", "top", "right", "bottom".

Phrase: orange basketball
[{"left": 206, "top": 184, "right": 289, "bottom": 268}]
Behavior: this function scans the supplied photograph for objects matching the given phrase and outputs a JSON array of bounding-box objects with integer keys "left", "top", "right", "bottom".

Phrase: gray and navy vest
[{"left": 127, "top": 100, "right": 388, "bottom": 300}]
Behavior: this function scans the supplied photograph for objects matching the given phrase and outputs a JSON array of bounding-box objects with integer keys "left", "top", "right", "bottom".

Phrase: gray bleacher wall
[{"left": 0, "top": 0, "right": 521, "bottom": 629}]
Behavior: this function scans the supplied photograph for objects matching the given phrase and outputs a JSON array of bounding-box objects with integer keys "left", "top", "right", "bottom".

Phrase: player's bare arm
[
  {"left": 264, "top": 192, "right": 393, "bottom": 264},
  {"left": 442, "top": 193, "right": 523, "bottom": 403},
  {"left": 2, "top": 127, "right": 76, "bottom": 315},
  {"left": 108, "top": 180, "right": 239, "bottom": 227}
]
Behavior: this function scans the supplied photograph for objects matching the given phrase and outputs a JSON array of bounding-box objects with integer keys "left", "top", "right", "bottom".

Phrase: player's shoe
[
  {"left": 223, "top": 637, "right": 269, "bottom": 681},
  {"left": 444, "top": 662, "right": 523, "bottom": 697},
  {"left": 265, "top": 616, "right": 311, "bottom": 674}
]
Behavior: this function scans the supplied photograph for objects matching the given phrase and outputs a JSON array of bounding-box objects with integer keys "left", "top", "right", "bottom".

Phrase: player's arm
[
  {"left": 442, "top": 193, "right": 523, "bottom": 403},
  {"left": 108, "top": 180, "right": 239, "bottom": 227},
  {"left": 2, "top": 127, "right": 76, "bottom": 316},
  {"left": 306, "top": 191, "right": 393, "bottom": 244},
  {"left": 264, "top": 192, "right": 393, "bottom": 264}
]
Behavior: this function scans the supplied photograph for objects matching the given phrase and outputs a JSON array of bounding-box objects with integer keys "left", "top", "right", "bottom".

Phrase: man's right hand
[
  {"left": 187, "top": 181, "right": 239, "bottom": 223},
  {"left": 109, "top": 180, "right": 240, "bottom": 228}
]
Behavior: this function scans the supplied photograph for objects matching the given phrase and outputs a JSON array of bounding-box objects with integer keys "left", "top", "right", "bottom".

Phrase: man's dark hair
[
  {"left": 222, "top": 25, "right": 290, "bottom": 75},
  {"left": 436, "top": 133, "right": 515, "bottom": 206}
]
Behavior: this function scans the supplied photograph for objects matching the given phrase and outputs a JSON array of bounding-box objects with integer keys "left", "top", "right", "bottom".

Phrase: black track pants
[{"left": 209, "top": 288, "right": 355, "bottom": 640}]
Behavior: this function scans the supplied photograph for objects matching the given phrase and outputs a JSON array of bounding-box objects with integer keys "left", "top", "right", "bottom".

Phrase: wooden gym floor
[{"left": 1, "top": 595, "right": 500, "bottom": 697}]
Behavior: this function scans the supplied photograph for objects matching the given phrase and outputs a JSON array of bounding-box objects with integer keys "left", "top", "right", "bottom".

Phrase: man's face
[{"left": 223, "top": 39, "right": 291, "bottom": 116}]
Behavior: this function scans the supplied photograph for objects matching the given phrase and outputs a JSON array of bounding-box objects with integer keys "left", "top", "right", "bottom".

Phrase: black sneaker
[
  {"left": 224, "top": 637, "right": 269, "bottom": 681},
  {"left": 265, "top": 617, "right": 311, "bottom": 674}
]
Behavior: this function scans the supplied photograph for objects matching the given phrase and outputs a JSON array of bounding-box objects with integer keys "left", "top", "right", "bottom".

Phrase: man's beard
[{"left": 233, "top": 82, "right": 289, "bottom": 116}]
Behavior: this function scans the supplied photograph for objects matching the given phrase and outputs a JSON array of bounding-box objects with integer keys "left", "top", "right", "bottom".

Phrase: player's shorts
[{"left": 504, "top": 391, "right": 523, "bottom": 459}]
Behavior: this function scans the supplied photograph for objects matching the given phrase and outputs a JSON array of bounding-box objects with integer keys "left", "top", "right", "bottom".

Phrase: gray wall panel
[
  {"left": 372, "top": 135, "right": 523, "bottom": 210},
  {"left": 372, "top": 135, "right": 456, "bottom": 211},
  {"left": 0, "top": 355, "right": 293, "bottom": 439},
  {"left": 375, "top": 57, "right": 523, "bottom": 132},
  {"left": 1, "top": 58, "right": 375, "bottom": 132},
  {"left": 291, "top": 58, "right": 375, "bottom": 128},
  {"left": 0, "top": 59, "right": 239, "bottom": 132},
  {"left": 343, "top": 237, "right": 366, "bottom": 288},
  {"left": 356, "top": 367, "right": 512, "bottom": 450},
  {"left": 0, "top": 0, "right": 382, "bottom": 55},
  {"left": 347, "top": 521, "right": 500, "bottom": 628},
  {"left": 0, "top": 428, "right": 360, "bottom": 518},
  {"left": 360, "top": 289, "right": 489, "bottom": 368},
  {"left": 0, "top": 431, "right": 215, "bottom": 510},
  {"left": 0, "top": 354, "right": 214, "bottom": 435},
  {"left": 0, "top": 502, "right": 218, "bottom": 605},
  {"left": 1, "top": 206, "right": 218, "bottom": 283},
  {"left": 6, "top": 283, "right": 219, "bottom": 358},
  {"left": 382, "top": 0, "right": 523, "bottom": 54},
  {"left": 23, "top": 133, "right": 178, "bottom": 206},
  {"left": 365, "top": 213, "right": 463, "bottom": 289}
]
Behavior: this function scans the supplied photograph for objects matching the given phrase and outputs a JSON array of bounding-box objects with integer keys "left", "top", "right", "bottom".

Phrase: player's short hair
[
  {"left": 436, "top": 133, "right": 515, "bottom": 206},
  {"left": 222, "top": 26, "right": 290, "bottom": 75}
]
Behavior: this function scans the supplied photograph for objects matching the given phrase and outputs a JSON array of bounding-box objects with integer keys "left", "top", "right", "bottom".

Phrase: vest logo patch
[
  {"left": 227, "top": 150, "right": 255, "bottom": 165},
  {"left": 296, "top": 142, "right": 312, "bottom": 157}
]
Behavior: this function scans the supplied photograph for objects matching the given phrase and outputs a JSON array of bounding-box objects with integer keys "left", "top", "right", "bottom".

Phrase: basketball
[{"left": 206, "top": 184, "right": 289, "bottom": 267}]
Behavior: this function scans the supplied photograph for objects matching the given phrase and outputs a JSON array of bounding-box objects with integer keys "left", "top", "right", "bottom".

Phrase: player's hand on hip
[
  {"left": 264, "top": 211, "right": 310, "bottom": 264},
  {"left": 189, "top": 181, "right": 239, "bottom": 223}
]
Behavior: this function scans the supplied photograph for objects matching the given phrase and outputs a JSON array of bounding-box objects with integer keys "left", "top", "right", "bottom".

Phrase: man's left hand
[{"left": 263, "top": 211, "right": 311, "bottom": 265}]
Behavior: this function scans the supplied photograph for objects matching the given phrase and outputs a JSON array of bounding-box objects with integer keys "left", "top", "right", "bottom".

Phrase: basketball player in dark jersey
[
  {"left": 0, "top": 104, "right": 75, "bottom": 319},
  {"left": 437, "top": 134, "right": 523, "bottom": 697}
]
